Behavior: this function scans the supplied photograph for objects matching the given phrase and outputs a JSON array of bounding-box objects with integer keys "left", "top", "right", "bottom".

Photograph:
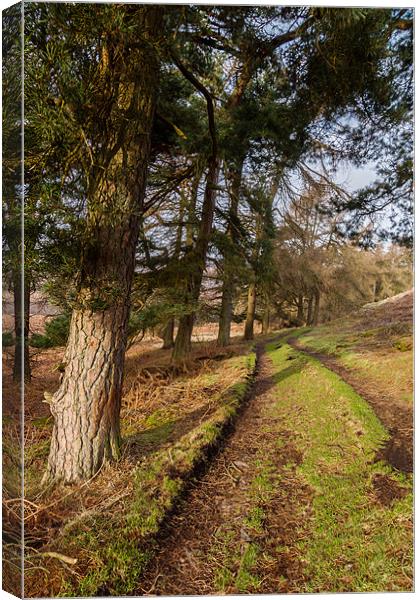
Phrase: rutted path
[
  {"left": 136, "top": 339, "right": 413, "bottom": 595},
  {"left": 287, "top": 337, "right": 413, "bottom": 473},
  {"left": 136, "top": 342, "right": 311, "bottom": 595}
]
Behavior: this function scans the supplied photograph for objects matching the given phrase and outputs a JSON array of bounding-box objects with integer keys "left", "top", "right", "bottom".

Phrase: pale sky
[{"left": 334, "top": 163, "right": 378, "bottom": 194}]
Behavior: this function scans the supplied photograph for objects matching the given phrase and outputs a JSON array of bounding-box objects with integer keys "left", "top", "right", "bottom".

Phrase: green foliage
[
  {"left": 2, "top": 332, "right": 14, "bottom": 348},
  {"left": 45, "top": 314, "right": 71, "bottom": 345},
  {"left": 29, "top": 314, "right": 70, "bottom": 348}
]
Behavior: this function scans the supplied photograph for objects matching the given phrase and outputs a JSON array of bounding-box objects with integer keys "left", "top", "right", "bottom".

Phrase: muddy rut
[{"left": 136, "top": 342, "right": 311, "bottom": 595}]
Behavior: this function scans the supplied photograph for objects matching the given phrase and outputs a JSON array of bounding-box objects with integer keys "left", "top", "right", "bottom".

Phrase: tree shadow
[
  {"left": 123, "top": 403, "right": 218, "bottom": 461},
  {"left": 123, "top": 349, "right": 308, "bottom": 464},
  {"left": 253, "top": 357, "right": 308, "bottom": 399},
  {"left": 124, "top": 338, "right": 252, "bottom": 383}
]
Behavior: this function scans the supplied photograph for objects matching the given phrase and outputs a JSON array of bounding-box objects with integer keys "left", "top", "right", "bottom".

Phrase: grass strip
[{"left": 266, "top": 343, "right": 413, "bottom": 592}]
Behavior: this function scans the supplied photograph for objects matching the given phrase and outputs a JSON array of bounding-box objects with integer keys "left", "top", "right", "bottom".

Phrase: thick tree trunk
[
  {"left": 13, "top": 269, "right": 30, "bottom": 382},
  {"left": 306, "top": 295, "right": 314, "bottom": 326},
  {"left": 44, "top": 7, "right": 161, "bottom": 483},
  {"left": 44, "top": 306, "right": 128, "bottom": 482},
  {"left": 312, "top": 290, "right": 320, "bottom": 326},
  {"left": 172, "top": 313, "right": 194, "bottom": 363},
  {"left": 161, "top": 318, "right": 175, "bottom": 349},
  {"left": 244, "top": 282, "right": 257, "bottom": 341}
]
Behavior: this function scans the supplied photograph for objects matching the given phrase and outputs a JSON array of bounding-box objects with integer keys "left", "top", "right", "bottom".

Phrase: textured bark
[
  {"left": 13, "top": 269, "right": 30, "bottom": 382},
  {"left": 244, "top": 282, "right": 257, "bottom": 341},
  {"left": 161, "top": 318, "right": 175, "bottom": 349},
  {"left": 45, "top": 307, "right": 127, "bottom": 482},
  {"left": 44, "top": 7, "right": 162, "bottom": 483}
]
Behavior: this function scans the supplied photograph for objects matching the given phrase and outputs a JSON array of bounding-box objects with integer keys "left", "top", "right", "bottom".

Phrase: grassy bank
[{"left": 293, "top": 294, "right": 413, "bottom": 409}]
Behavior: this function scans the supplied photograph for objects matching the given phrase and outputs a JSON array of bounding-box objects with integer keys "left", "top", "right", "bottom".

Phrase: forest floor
[{"left": 2, "top": 291, "right": 413, "bottom": 596}]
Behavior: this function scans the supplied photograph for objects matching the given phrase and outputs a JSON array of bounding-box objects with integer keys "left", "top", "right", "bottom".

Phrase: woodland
[{"left": 1, "top": 3, "right": 414, "bottom": 597}]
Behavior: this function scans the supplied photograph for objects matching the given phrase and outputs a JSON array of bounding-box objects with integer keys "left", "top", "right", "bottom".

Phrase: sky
[{"left": 334, "top": 163, "right": 378, "bottom": 194}]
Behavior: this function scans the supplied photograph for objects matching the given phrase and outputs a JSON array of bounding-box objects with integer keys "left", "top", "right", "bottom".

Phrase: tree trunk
[
  {"left": 13, "top": 269, "right": 30, "bottom": 382},
  {"left": 217, "top": 158, "right": 244, "bottom": 347},
  {"left": 172, "top": 313, "right": 194, "bottom": 363},
  {"left": 44, "top": 7, "right": 161, "bottom": 483},
  {"left": 44, "top": 306, "right": 129, "bottom": 482},
  {"left": 161, "top": 318, "right": 175, "bottom": 349},
  {"left": 170, "top": 57, "right": 219, "bottom": 364},
  {"left": 217, "top": 277, "right": 233, "bottom": 346},
  {"left": 306, "top": 295, "right": 314, "bottom": 326},
  {"left": 312, "top": 290, "right": 320, "bottom": 326},
  {"left": 172, "top": 157, "right": 220, "bottom": 364},
  {"left": 244, "top": 282, "right": 257, "bottom": 341},
  {"left": 297, "top": 294, "right": 304, "bottom": 323},
  {"left": 215, "top": 55, "right": 255, "bottom": 348},
  {"left": 185, "top": 167, "right": 201, "bottom": 250},
  {"left": 262, "top": 303, "right": 270, "bottom": 335}
]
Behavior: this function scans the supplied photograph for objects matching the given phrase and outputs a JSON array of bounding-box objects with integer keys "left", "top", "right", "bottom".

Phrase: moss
[
  {"left": 31, "top": 416, "right": 53, "bottom": 428},
  {"left": 130, "top": 421, "right": 175, "bottom": 446},
  {"left": 236, "top": 543, "right": 261, "bottom": 592},
  {"left": 244, "top": 506, "right": 265, "bottom": 532},
  {"left": 76, "top": 541, "right": 151, "bottom": 597}
]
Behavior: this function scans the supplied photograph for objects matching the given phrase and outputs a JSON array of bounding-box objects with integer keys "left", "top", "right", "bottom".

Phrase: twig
[
  {"left": 24, "top": 463, "right": 104, "bottom": 522},
  {"left": 30, "top": 551, "right": 77, "bottom": 565}
]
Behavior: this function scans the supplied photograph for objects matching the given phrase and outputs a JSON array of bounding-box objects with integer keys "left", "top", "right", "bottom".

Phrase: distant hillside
[{"left": 359, "top": 288, "right": 413, "bottom": 328}]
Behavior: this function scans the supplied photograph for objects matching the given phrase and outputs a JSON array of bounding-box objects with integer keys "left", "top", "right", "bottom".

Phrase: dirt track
[
  {"left": 136, "top": 336, "right": 412, "bottom": 595},
  {"left": 136, "top": 342, "right": 312, "bottom": 595}
]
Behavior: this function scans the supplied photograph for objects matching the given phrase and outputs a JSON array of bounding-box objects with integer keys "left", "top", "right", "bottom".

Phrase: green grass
[
  {"left": 265, "top": 344, "right": 413, "bottom": 592},
  {"left": 296, "top": 316, "right": 413, "bottom": 408}
]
